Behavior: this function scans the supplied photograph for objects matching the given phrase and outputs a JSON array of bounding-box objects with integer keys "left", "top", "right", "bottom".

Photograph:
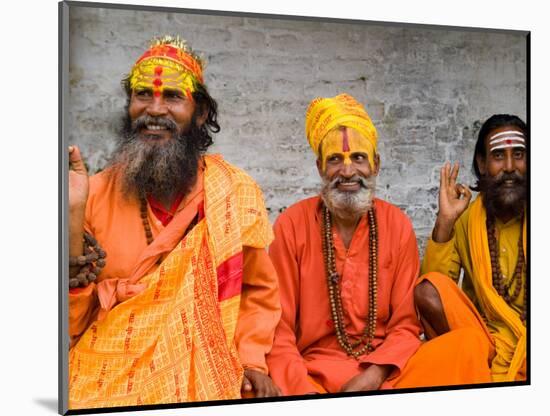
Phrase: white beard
[{"left": 321, "top": 175, "right": 376, "bottom": 222}]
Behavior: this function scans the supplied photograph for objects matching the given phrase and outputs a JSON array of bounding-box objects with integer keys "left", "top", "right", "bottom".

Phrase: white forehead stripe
[
  {"left": 488, "top": 129, "right": 526, "bottom": 151},
  {"left": 490, "top": 136, "right": 526, "bottom": 145},
  {"left": 490, "top": 143, "right": 526, "bottom": 151},
  {"left": 488, "top": 130, "right": 525, "bottom": 143},
  {"left": 488, "top": 130, "right": 525, "bottom": 140}
]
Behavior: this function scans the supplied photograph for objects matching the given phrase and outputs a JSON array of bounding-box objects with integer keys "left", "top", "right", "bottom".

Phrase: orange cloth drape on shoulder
[
  {"left": 68, "top": 165, "right": 205, "bottom": 340},
  {"left": 68, "top": 155, "right": 280, "bottom": 408},
  {"left": 466, "top": 197, "right": 526, "bottom": 381}
]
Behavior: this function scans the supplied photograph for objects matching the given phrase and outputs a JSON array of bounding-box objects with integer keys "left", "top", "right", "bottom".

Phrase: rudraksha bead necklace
[
  {"left": 321, "top": 204, "right": 378, "bottom": 359},
  {"left": 140, "top": 197, "right": 154, "bottom": 245},
  {"left": 486, "top": 214, "right": 526, "bottom": 322},
  {"left": 69, "top": 233, "right": 107, "bottom": 288}
]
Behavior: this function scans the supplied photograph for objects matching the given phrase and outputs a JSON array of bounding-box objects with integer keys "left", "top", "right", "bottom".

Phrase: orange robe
[
  {"left": 267, "top": 197, "right": 492, "bottom": 395},
  {"left": 266, "top": 197, "right": 421, "bottom": 394},
  {"left": 68, "top": 155, "right": 280, "bottom": 407}
]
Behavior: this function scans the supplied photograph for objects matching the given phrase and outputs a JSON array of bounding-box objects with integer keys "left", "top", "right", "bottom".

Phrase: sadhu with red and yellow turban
[{"left": 126, "top": 35, "right": 204, "bottom": 102}]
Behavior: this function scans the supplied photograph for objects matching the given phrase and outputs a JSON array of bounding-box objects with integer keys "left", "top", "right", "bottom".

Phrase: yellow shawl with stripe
[
  {"left": 68, "top": 155, "right": 273, "bottom": 409},
  {"left": 468, "top": 196, "right": 526, "bottom": 381}
]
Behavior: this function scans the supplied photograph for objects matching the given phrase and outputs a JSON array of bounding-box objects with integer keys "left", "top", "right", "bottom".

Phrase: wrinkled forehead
[
  {"left": 320, "top": 126, "right": 373, "bottom": 157},
  {"left": 486, "top": 126, "right": 526, "bottom": 152}
]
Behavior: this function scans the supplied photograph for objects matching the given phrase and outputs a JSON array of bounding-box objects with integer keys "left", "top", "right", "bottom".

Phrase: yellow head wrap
[
  {"left": 129, "top": 35, "right": 205, "bottom": 100},
  {"left": 305, "top": 93, "right": 378, "bottom": 169}
]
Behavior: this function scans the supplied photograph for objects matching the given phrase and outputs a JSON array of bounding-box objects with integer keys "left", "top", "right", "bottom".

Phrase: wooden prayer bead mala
[
  {"left": 68, "top": 198, "right": 164, "bottom": 290},
  {"left": 69, "top": 232, "right": 107, "bottom": 288},
  {"left": 486, "top": 214, "right": 526, "bottom": 323},
  {"left": 140, "top": 197, "right": 154, "bottom": 245},
  {"left": 321, "top": 205, "right": 378, "bottom": 359}
]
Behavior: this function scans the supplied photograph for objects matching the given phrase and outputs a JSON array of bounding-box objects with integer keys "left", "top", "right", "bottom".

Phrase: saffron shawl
[
  {"left": 468, "top": 196, "right": 526, "bottom": 381},
  {"left": 69, "top": 155, "right": 273, "bottom": 408}
]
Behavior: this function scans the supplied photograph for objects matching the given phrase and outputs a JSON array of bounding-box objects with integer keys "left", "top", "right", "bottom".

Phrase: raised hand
[
  {"left": 433, "top": 162, "right": 472, "bottom": 243},
  {"left": 69, "top": 145, "right": 89, "bottom": 210},
  {"left": 68, "top": 146, "right": 89, "bottom": 263}
]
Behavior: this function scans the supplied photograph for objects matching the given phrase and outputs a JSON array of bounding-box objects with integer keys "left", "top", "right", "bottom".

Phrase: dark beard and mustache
[
  {"left": 320, "top": 174, "right": 376, "bottom": 222},
  {"left": 109, "top": 113, "right": 203, "bottom": 202},
  {"left": 478, "top": 171, "right": 527, "bottom": 219}
]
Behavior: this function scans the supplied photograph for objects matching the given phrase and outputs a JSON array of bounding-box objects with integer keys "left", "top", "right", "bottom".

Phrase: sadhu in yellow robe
[{"left": 421, "top": 196, "right": 527, "bottom": 382}]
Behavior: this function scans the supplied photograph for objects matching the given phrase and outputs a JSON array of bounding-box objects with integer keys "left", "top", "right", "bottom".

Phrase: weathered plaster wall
[{"left": 68, "top": 5, "right": 526, "bottom": 250}]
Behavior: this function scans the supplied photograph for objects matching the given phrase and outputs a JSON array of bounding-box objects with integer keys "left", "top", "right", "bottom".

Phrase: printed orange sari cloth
[
  {"left": 69, "top": 155, "right": 274, "bottom": 408},
  {"left": 68, "top": 163, "right": 206, "bottom": 340}
]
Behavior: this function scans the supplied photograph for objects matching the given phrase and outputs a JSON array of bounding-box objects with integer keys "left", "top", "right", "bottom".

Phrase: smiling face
[
  {"left": 476, "top": 124, "right": 527, "bottom": 219},
  {"left": 113, "top": 63, "right": 203, "bottom": 202},
  {"left": 478, "top": 125, "right": 527, "bottom": 180},
  {"left": 128, "top": 62, "right": 198, "bottom": 142},
  {"left": 318, "top": 127, "right": 379, "bottom": 220},
  {"left": 319, "top": 126, "right": 379, "bottom": 183}
]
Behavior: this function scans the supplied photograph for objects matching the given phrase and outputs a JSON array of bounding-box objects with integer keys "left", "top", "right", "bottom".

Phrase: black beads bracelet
[{"left": 68, "top": 233, "right": 106, "bottom": 288}]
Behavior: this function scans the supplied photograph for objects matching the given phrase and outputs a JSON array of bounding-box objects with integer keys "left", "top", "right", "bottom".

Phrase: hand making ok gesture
[{"left": 432, "top": 162, "right": 472, "bottom": 243}]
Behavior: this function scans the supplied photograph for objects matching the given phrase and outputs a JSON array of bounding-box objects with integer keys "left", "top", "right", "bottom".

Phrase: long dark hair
[{"left": 471, "top": 114, "right": 527, "bottom": 191}]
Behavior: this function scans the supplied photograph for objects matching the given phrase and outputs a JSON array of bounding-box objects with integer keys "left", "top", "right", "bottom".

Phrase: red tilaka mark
[
  {"left": 341, "top": 127, "right": 350, "bottom": 152},
  {"left": 153, "top": 77, "right": 163, "bottom": 97},
  {"left": 506, "top": 139, "right": 512, "bottom": 145},
  {"left": 154, "top": 66, "right": 163, "bottom": 76}
]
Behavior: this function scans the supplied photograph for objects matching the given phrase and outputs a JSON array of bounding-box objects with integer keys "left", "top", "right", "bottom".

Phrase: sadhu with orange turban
[
  {"left": 67, "top": 35, "right": 282, "bottom": 410},
  {"left": 267, "top": 93, "right": 494, "bottom": 395}
]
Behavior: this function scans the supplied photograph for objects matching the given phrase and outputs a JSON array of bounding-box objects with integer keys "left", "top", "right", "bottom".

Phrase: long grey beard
[
  {"left": 321, "top": 174, "right": 376, "bottom": 222},
  {"left": 110, "top": 117, "right": 200, "bottom": 201}
]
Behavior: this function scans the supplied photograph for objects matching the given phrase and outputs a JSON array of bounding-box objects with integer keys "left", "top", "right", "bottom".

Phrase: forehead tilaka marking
[
  {"left": 488, "top": 130, "right": 526, "bottom": 151},
  {"left": 341, "top": 127, "right": 350, "bottom": 152}
]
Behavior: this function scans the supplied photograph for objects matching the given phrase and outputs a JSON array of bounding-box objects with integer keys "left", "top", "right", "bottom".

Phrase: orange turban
[{"left": 305, "top": 93, "right": 378, "bottom": 168}]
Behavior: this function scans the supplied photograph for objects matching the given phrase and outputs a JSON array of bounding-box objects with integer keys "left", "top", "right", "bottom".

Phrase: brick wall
[{"left": 68, "top": 5, "right": 527, "bottom": 252}]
